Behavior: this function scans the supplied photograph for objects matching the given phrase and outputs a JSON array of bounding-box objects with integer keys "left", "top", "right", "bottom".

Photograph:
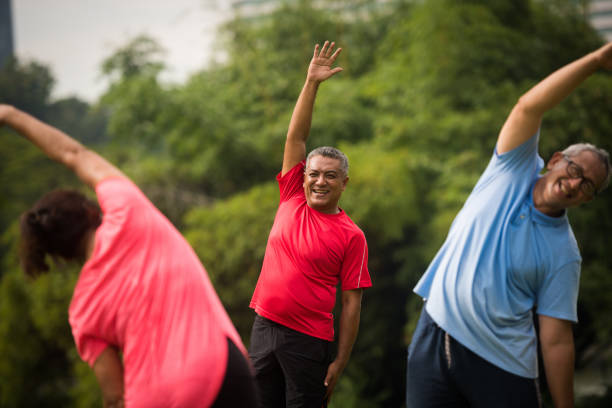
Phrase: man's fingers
[
  {"left": 313, "top": 41, "right": 341, "bottom": 66},
  {"left": 320, "top": 40, "right": 330, "bottom": 56},
  {"left": 329, "top": 47, "right": 342, "bottom": 62},
  {"left": 324, "top": 383, "right": 332, "bottom": 398}
]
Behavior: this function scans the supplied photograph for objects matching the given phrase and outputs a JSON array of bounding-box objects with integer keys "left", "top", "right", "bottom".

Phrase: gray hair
[
  {"left": 306, "top": 146, "right": 349, "bottom": 176},
  {"left": 562, "top": 143, "right": 611, "bottom": 193}
]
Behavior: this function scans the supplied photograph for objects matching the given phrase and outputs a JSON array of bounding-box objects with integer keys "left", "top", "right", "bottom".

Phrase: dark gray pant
[
  {"left": 249, "top": 315, "right": 332, "bottom": 408},
  {"left": 406, "top": 308, "right": 541, "bottom": 408},
  {"left": 211, "top": 337, "right": 258, "bottom": 408}
]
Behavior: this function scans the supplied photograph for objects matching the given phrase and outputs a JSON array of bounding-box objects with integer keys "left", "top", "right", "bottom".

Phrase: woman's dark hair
[{"left": 19, "top": 190, "right": 102, "bottom": 278}]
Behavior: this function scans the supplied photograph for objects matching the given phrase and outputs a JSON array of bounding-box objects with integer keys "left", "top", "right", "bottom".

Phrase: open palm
[{"left": 307, "top": 41, "right": 343, "bottom": 83}]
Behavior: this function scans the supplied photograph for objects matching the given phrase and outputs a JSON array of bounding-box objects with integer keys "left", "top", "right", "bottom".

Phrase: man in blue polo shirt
[{"left": 407, "top": 43, "right": 612, "bottom": 407}]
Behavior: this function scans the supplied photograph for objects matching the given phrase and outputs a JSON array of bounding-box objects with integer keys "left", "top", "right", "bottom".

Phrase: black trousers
[
  {"left": 406, "top": 308, "right": 541, "bottom": 408},
  {"left": 211, "top": 337, "right": 258, "bottom": 408},
  {"left": 249, "top": 315, "right": 332, "bottom": 408}
]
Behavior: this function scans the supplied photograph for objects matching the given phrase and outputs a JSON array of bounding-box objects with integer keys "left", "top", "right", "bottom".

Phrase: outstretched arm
[
  {"left": 539, "top": 315, "right": 575, "bottom": 408},
  {"left": 281, "top": 41, "right": 343, "bottom": 176},
  {"left": 497, "top": 42, "right": 612, "bottom": 154},
  {"left": 323, "top": 288, "right": 363, "bottom": 402},
  {"left": 0, "top": 104, "right": 124, "bottom": 189}
]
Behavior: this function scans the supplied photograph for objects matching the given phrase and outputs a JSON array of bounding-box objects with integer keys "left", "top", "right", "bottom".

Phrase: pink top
[
  {"left": 250, "top": 161, "right": 371, "bottom": 341},
  {"left": 69, "top": 177, "right": 245, "bottom": 407}
]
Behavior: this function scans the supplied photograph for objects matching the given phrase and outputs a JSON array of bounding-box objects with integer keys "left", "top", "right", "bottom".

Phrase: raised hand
[
  {"left": 306, "top": 41, "right": 343, "bottom": 83},
  {"left": 282, "top": 41, "right": 344, "bottom": 175}
]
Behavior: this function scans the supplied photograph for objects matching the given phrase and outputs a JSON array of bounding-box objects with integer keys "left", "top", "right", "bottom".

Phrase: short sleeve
[
  {"left": 494, "top": 129, "right": 539, "bottom": 161},
  {"left": 536, "top": 261, "right": 580, "bottom": 322},
  {"left": 470, "top": 130, "right": 542, "bottom": 198},
  {"left": 277, "top": 161, "right": 305, "bottom": 203},
  {"left": 73, "top": 333, "right": 110, "bottom": 367},
  {"left": 70, "top": 177, "right": 147, "bottom": 367},
  {"left": 340, "top": 232, "right": 371, "bottom": 291}
]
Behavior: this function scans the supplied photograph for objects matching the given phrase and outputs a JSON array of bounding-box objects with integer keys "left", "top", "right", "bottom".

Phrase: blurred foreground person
[
  {"left": 248, "top": 41, "right": 372, "bottom": 408},
  {"left": 0, "top": 104, "right": 257, "bottom": 408},
  {"left": 407, "top": 43, "right": 612, "bottom": 408}
]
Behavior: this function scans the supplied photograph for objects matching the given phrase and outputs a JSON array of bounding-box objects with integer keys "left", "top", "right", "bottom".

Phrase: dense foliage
[{"left": 1, "top": 0, "right": 611, "bottom": 406}]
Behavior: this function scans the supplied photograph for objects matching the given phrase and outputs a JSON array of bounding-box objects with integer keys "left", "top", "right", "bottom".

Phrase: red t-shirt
[
  {"left": 69, "top": 177, "right": 245, "bottom": 408},
  {"left": 250, "top": 161, "right": 371, "bottom": 341}
]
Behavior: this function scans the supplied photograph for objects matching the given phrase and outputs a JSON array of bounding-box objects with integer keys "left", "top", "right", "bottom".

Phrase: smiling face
[
  {"left": 303, "top": 155, "right": 349, "bottom": 214},
  {"left": 534, "top": 150, "right": 608, "bottom": 216}
]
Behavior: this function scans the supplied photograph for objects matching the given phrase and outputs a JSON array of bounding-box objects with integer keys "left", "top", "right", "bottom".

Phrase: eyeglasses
[{"left": 563, "top": 155, "right": 597, "bottom": 197}]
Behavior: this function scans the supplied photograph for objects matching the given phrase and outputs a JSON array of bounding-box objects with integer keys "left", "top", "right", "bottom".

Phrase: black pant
[
  {"left": 249, "top": 315, "right": 332, "bottom": 408},
  {"left": 211, "top": 337, "right": 258, "bottom": 408},
  {"left": 406, "top": 308, "right": 541, "bottom": 408}
]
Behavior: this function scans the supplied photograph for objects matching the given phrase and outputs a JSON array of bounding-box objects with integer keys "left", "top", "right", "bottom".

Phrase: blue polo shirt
[{"left": 414, "top": 132, "right": 581, "bottom": 378}]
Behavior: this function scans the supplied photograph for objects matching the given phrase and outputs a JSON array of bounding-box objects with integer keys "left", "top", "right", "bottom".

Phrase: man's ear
[
  {"left": 341, "top": 176, "right": 349, "bottom": 191},
  {"left": 546, "top": 151, "right": 565, "bottom": 171}
]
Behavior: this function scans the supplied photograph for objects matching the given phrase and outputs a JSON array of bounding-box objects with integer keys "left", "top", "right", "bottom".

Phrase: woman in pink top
[{"left": 1, "top": 104, "right": 257, "bottom": 408}]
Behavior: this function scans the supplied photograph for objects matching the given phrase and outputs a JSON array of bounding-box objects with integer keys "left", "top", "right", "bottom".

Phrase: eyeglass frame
[{"left": 562, "top": 155, "right": 598, "bottom": 197}]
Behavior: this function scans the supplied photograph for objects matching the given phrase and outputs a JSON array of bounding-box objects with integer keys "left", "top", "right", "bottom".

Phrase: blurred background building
[
  {"left": 231, "top": 0, "right": 395, "bottom": 19},
  {"left": 0, "top": 0, "right": 14, "bottom": 67},
  {"left": 589, "top": 0, "right": 612, "bottom": 40},
  {"left": 231, "top": 0, "right": 612, "bottom": 40}
]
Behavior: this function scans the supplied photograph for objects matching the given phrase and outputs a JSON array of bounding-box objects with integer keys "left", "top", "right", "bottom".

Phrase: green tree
[{"left": 2, "top": 0, "right": 612, "bottom": 406}]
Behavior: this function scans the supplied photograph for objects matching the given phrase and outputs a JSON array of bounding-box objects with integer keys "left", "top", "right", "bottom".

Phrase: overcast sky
[{"left": 12, "top": 0, "right": 232, "bottom": 102}]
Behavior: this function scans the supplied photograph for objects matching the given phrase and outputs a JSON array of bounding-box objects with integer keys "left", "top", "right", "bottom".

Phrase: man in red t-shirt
[{"left": 249, "top": 41, "right": 372, "bottom": 407}]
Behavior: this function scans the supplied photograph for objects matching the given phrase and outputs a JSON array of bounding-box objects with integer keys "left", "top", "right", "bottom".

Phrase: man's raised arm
[
  {"left": 497, "top": 42, "right": 612, "bottom": 154},
  {"left": 282, "top": 41, "right": 343, "bottom": 176}
]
